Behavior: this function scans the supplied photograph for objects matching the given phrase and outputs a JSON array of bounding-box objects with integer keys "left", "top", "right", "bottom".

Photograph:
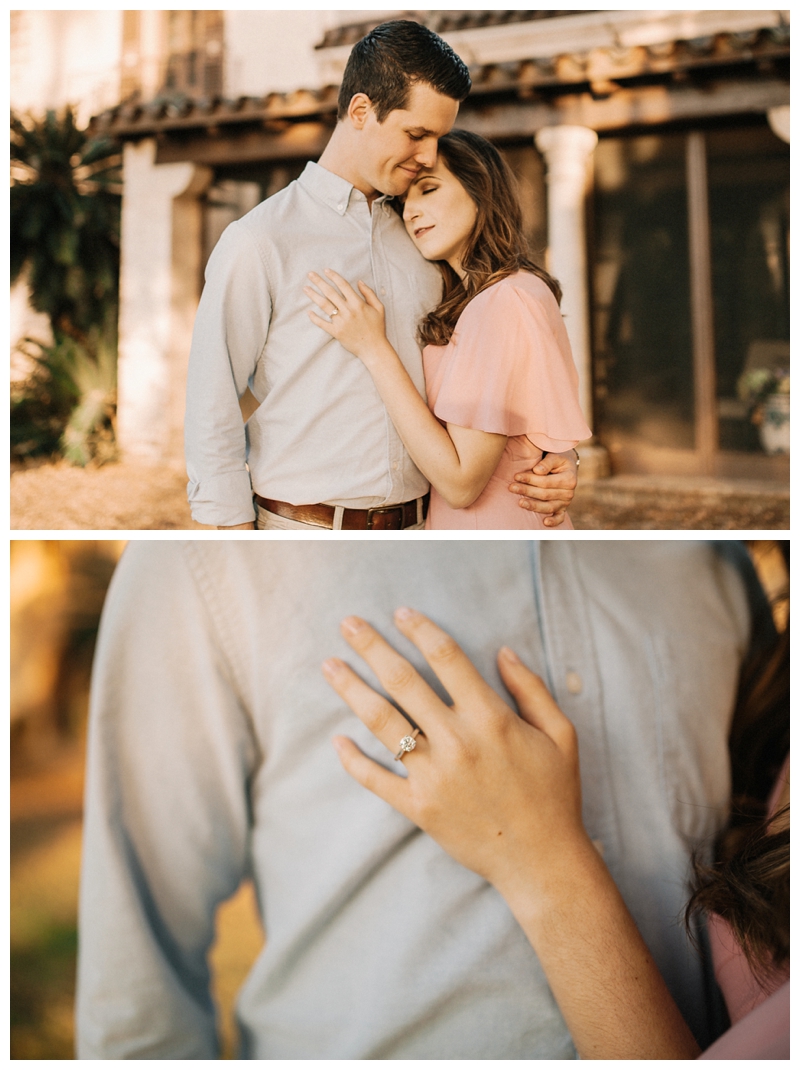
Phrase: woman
[
  {"left": 305, "top": 130, "right": 591, "bottom": 529},
  {"left": 321, "top": 606, "right": 789, "bottom": 1059}
]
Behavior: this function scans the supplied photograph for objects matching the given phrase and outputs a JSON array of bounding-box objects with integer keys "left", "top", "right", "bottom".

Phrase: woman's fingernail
[
  {"left": 322, "top": 657, "right": 343, "bottom": 676},
  {"left": 499, "top": 646, "right": 520, "bottom": 664},
  {"left": 394, "top": 606, "right": 416, "bottom": 622},
  {"left": 331, "top": 736, "right": 345, "bottom": 753},
  {"left": 340, "top": 616, "right": 365, "bottom": 636}
]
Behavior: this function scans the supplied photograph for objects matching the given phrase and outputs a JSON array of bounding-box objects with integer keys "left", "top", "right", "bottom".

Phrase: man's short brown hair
[{"left": 337, "top": 20, "right": 471, "bottom": 123}]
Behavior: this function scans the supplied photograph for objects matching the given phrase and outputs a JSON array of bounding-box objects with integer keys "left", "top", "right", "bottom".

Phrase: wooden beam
[
  {"left": 154, "top": 121, "right": 332, "bottom": 166},
  {"left": 149, "top": 77, "right": 789, "bottom": 166},
  {"left": 459, "top": 77, "right": 790, "bottom": 140}
]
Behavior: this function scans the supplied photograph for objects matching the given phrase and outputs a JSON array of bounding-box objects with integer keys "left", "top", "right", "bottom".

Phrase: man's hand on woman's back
[{"left": 509, "top": 449, "right": 578, "bottom": 527}]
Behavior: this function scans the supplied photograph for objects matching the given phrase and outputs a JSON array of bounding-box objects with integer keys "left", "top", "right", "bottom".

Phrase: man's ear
[{"left": 348, "top": 92, "right": 373, "bottom": 130}]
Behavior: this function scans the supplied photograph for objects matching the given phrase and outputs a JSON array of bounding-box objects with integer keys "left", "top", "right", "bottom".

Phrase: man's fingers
[
  {"left": 391, "top": 608, "right": 504, "bottom": 713},
  {"left": 322, "top": 656, "right": 424, "bottom": 755},
  {"left": 332, "top": 736, "right": 412, "bottom": 814},
  {"left": 338, "top": 618, "right": 447, "bottom": 729},
  {"left": 497, "top": 650, "right": 577, "bottom": 755},
  {"left": 531, "top": 453, "right": 563, "bottom": 475},
  {"left": 543, "top": 509, "right": 567, "bottom": 527},
  {"left": 511, "top": 472, "right": 577, "bottom": 492},
  {"left": 516, "top": 495, "right": 570, "bottom": 514}
]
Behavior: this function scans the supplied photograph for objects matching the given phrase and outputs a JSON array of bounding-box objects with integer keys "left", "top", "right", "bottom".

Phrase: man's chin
[{"left": 384, "top": 170, "right": 416, "bottom": 197}]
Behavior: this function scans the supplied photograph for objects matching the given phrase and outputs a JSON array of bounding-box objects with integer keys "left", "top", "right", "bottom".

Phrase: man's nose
[{"left": 414, "top": 138, "right": 438, "bottom": 169}]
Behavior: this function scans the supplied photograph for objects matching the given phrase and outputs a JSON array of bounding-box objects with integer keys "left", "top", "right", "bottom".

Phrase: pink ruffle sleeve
[{"left": 431, "top": 274, "right": 592, "bottom": 453}]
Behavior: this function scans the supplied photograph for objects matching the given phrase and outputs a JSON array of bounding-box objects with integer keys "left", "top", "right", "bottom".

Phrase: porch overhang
[{"left": 89, "top": 13, "right": 789, "bottom": 166}]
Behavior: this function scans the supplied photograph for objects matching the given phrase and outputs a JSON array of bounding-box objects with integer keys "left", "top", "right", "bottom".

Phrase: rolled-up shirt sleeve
[
  {"left": 185, "top": 221, "right": 273, "bottom": 526},
  {"left": 75, "top": 543, "right": 260, "bottom": 1058}
]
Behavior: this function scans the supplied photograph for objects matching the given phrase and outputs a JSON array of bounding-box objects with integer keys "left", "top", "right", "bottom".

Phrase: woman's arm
[
  {"left": 306, "top": 270, "right": 506, "bottom": 509},
  {"left": 322, "top": 609, "right": 700, "bottom": 1060}
]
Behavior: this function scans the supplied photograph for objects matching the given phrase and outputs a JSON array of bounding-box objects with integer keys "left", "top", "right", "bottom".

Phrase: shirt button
[
  {"left": 337, "top": 203, "right": 344, "bottom": 212},
  {"left": 565, "top": 671, "right": 583, "bottom": 695},
  {"left": 392, "top": 462, "right": 398, "bottom": 471},
  {"left": 381, "top": 287, "right": 387, "bottom": 296}
]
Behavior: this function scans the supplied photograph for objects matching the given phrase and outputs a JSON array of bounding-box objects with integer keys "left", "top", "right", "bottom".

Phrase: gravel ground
[
  {"left": 11, "top": 460, "right": 207, "bottom": 531},
  {"left": 11, "top": 461, "right": 789, "bottom": 531},
  {"left": 570, "top": 478, "right": 789, "bottom": 530}
]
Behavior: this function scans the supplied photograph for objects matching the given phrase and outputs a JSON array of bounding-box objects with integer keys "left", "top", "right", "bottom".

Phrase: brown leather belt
[{"left": 254, "top": 493, "right": 429, "bottom": 530}]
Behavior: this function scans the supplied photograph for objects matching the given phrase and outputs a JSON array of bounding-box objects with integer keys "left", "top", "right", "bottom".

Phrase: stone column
[
  {"left": 767, "top": 105, "right": 790, "bottom": 144},
  {"left": 116, "top": 138, "right": 212, "bottom": 463},
  {"left": 535, "top": 125, "right": 608, "bottom": 478}
]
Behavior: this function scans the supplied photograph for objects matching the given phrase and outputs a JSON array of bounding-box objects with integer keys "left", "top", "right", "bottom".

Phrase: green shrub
[{"left": 11, "top": 107, "right": 121, "bottom": 464}]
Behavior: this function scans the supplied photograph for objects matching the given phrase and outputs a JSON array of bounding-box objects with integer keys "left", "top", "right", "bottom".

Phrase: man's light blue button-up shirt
[
  {"left": 185, "top": 162, "right": 442, "bottom": 527},
  {"left": 76, "top": 541, "right": 769, "bottom": 1057}
]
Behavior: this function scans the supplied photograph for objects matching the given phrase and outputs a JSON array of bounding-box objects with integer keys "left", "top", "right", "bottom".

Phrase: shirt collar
[{"left": 299, "top": 161, "right": 392, "bottom": 216}]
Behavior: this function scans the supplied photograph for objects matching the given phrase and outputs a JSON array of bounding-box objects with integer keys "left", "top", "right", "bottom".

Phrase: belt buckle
[{"left": 366, "top": 504, "right": 404, "bottom": 530}]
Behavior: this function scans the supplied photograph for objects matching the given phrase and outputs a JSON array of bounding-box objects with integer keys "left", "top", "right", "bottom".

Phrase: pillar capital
[
  {"left": 768, "top": 105, "right": 789, "bottom": 144},
  {"left": 535, "top": 125, "right": 598, "bottom": 190},
  {"left": 535, "top": 123, "right": 598, "bottom": 155}
]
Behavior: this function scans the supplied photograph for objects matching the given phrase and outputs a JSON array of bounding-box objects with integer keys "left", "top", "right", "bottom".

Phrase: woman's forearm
[
  {"left": 361, "top": 341, "right": 503, "bottom": 508},
  {"left": 497, "top": 837, "right": 701, "bottom": 1060}
]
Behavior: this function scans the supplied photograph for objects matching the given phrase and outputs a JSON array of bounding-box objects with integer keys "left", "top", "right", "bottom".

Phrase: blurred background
[
  {"left": 10, "top": 10, "right": 790, "bottom": 529},
  {"left": 9, "top": 539, "right": 788, "bottom": 1058},
  {"left": 10, "top": 541, "right": 263, "bottom": 1058}
]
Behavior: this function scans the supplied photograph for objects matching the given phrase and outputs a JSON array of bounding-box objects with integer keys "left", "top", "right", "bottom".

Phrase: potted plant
[{"left": 737, "top": 366, "right": 790, "bottom": 455}]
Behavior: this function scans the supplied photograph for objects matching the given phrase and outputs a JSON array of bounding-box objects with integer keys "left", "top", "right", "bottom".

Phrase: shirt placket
[
  {"left": 370, "top": 204, "right": 406, "bottom": 504},
  {"left": 532, "top": 543, "right": 622, "bottom": 864}
]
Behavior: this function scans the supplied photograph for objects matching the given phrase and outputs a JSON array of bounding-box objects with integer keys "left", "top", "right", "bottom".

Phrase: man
[
  {"left": 184, "top": 21, "right": 578, "bottom": 530},
  {"left": 77, "top": 541, "right": 771, "bottom": 1057}
]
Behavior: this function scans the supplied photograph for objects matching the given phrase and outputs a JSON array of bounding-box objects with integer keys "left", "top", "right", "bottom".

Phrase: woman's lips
[{"left": 414, "top": 225, "right": 434, "bottom": 239}]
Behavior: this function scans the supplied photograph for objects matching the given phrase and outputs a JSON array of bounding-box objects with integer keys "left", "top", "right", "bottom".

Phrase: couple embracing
[{"left": 185, "top": 20, "right": 590, "bottom": 531}]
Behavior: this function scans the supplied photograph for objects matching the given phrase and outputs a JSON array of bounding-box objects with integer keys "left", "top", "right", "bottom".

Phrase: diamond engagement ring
[
  {"left": 394, "top": 727, "right": 421, "bottom": 761},
  {"left": 329, "top": 308, "right": 339, "bottom": 316}
]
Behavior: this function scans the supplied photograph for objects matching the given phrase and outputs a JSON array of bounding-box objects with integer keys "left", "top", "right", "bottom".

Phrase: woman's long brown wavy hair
[
  {"left": 413, "top": 130, "right": 561, "bottom": 348},
  {"left": 686, "top": 545, "right": 789, "bottom": 984}
]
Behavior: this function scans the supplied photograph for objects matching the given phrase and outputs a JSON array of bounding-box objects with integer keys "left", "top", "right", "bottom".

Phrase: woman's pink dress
[{"left": 422, "top": 272, "right": 591, "bottom": 530}]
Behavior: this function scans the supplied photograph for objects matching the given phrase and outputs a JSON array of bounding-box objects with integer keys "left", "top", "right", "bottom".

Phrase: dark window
[{"left": 592, "top": 121, "right": 789, "bottom": 474}]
